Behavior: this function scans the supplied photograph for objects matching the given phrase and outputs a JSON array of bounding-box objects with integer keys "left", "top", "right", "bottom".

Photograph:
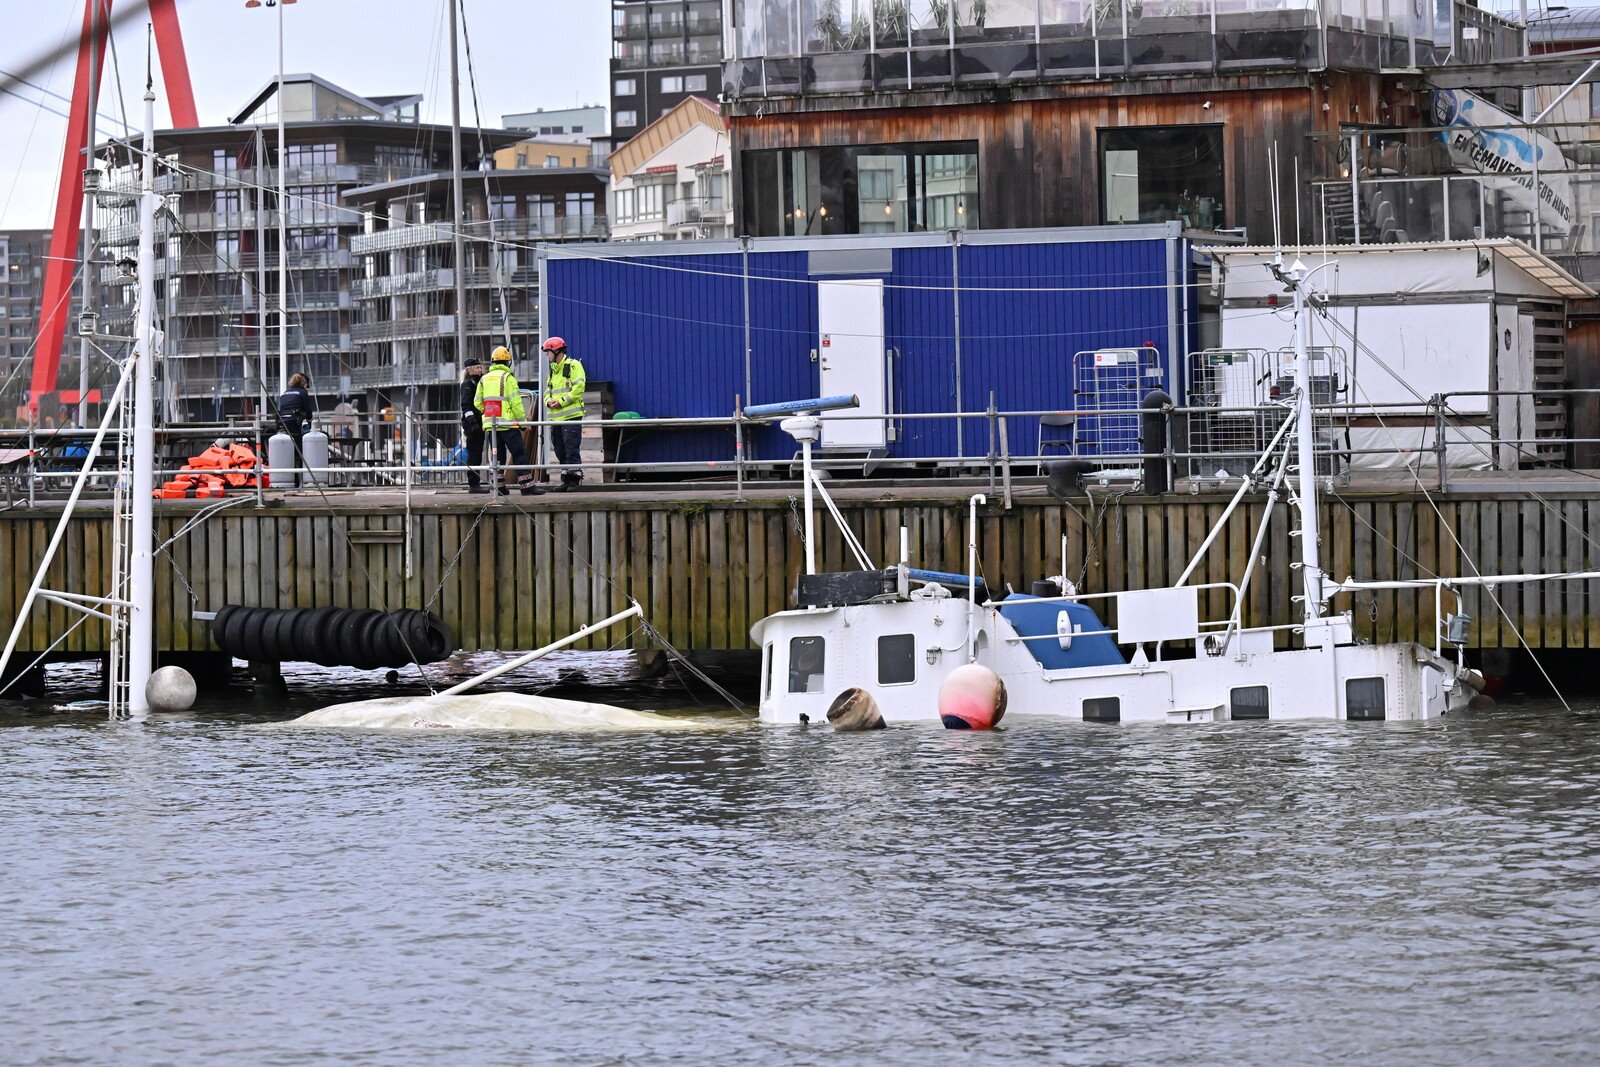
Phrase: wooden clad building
[{"left": 720, "top": 1, "right": 1523, "bottom": 245}]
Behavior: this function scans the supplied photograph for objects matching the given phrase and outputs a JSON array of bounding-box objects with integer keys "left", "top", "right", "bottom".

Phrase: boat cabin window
[
  {"left": 877, "top": 634, "right": 916, "bottom": 685},
  {"left": 1083, "top": 696, "right": 1121, "bottom": 723},
  {"left": 1346, "top": 677, "right": 1386, "bottom": 721},
  {"left": 788, "top": 636, "right": 826, "bottom": 694},
  {"left": 1230, "top": 685, "right": 1269, "bottom": 721},
  {"left": 762, "top": 642, "right": 774, "bottom": 702}
]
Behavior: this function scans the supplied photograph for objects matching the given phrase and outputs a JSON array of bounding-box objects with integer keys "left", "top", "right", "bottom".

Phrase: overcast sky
[{"left": 0, "top": 0, "right": 611, "bottom": 228}]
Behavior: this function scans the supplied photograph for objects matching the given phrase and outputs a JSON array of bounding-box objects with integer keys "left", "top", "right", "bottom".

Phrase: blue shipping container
[{"left": 542, "top": 223, "right": 1196, "bottom": 468}]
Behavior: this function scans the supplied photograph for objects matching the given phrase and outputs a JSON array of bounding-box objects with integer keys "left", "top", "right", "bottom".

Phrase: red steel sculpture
[{"left": 30, "top": 0, "right": 198, "bottom": 416}]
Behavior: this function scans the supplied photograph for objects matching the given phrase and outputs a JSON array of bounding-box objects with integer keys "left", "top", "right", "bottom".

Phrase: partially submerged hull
[{"left": 752, "top": 598, "right": 1476, "bottom": 726}]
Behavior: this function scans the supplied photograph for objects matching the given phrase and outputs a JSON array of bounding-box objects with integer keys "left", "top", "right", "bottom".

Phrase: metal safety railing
[{"left": 8, "top": 386, "right": 1600, "bottom": 507}]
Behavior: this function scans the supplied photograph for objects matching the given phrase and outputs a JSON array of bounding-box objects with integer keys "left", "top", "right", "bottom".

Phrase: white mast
[
  {"left": 126, "top": 78, "right": 159, "bottom": 716},
  {"left": 1289, "top": 258, "right": 1324, "bottom": 627},
  {"left": 448, "top": 0, "right": 469, "bottom": 380},
  {"left": 275, "top": 0, "right": 289, "bottom": 395}
]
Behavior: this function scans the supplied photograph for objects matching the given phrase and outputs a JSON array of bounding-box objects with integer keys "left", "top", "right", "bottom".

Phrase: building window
[
  {"left": 1099, "top": 125, "right": 1224, "bottom": 228},
  {"left": 545, "top": 155, "right": 561, "bottom": 168},
  {"left": 489, "top": 194, "right": 519, "bottom": 221},
  {"left": 661, "top": 76, "right": 683, "bottom": 94},
  {"left": 877, "top": 634, "right": 916, "bottom": 686},
  {"left": 212, "top": 149, "right": 238, "bottom": 175},
  {"left": 685, "top": 75, "right": 708, "bottom": 93},
  {"left": 374, "top": 146, "right": 428, "bottom": 172},
  {"left": 617, "top": 111, "right": 638, "bottom": 128},
  {"left": 285, "top": 227, "right": 336, "bottom": 252},
  {"left": 282, "top": 143, "right": 336, "bottom": 168},
  {"left": 788, "top": 636, "right": 825, "bottom": 694},
  {"left": 741, "top": 141, "right": 978, "bottom": 237},
  {"left": 615, "top": 78, "right": 637, "bottom": 96},
  {"left": 1230, "top": 685, "right": 1270, "bottom": 721}
]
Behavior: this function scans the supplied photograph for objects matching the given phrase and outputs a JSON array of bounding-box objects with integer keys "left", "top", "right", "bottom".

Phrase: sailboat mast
[
  {"left": 1290, "top": 260, "right": 1324, "bottom": 626},
  {"left": 448, "top": 0, "right": 469, "bottom": 379},
  {"left": 127, "top": 80, "right": 159, "bottom": 716}
]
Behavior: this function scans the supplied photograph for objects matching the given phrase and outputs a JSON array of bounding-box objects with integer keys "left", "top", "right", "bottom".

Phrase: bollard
[{"left": 1140, "top": 390, "right": 1173, "bottom": 495}]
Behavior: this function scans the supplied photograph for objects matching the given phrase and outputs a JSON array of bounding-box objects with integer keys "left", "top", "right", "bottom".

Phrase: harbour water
[{"left": 3, "top": 662, "right": 1599, "bottom": 1064}]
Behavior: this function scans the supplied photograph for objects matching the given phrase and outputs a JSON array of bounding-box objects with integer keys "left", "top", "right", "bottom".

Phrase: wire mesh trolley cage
[
  {"left": 1071, "top": 347, "right": 1165, "bottom": 461},
  {"left": 1185, "top": 347, "right": 1351, "bottom": 482}
]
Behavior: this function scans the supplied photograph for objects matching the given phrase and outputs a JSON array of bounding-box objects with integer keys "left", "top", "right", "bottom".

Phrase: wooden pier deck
[{"left": 4, "top": 476, "right": 1600, "bottom": 664}]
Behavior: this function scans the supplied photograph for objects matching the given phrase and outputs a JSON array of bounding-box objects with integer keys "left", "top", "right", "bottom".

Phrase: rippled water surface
[{"left": 3, "top": 665, "right": 1599, "bottom": 1065}]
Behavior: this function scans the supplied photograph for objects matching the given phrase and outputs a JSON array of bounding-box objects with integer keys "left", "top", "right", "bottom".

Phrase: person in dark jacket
[
  {"left": 276, "top": 373, "right": 314, "bottom": 487},
  {"left": 459, "top": 357, "right": 488, "bottom": 493},
  {"left": 277, "top": 373, "right": 314, "bottom": 437}
]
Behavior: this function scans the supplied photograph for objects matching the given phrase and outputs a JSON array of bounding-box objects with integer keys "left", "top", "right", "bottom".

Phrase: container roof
[{"left": 1199, "top": 239, "right": 1596, "bottom": 299}]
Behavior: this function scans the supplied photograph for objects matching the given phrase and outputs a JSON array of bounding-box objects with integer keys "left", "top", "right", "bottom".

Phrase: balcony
[
  {"left": 463, "top": 311, "right": 540, "bottom": 334},
  {"left": 345, "top": 362, "right": 461, "bottom": 389},
  {"left": 1305, "top": 118, "right": 1600, "bottom": 256},
  {"left": 615, "top": 17, "right": 650, "bottom": 40},
  {"left": 349, "top": 223, "right": 455, "bottom": 255},
  {"left": 667, "top": 196, "right": 727, "bottom": 227},
  {"left": 172, "top": 294, "right": 246, "bottom": 317},
  {"left": 345, "top": 216, "right": 613, "bottom": 259},
  {"left": 350, "top": 268, "right": 455, "bottom": 300},
  {"left": 238, "top": 249, "right": 353, "bottom": 271},
  {"left": 350, "top": 315, "right": 454, "bottom": 344},
  {"left": 462, "top": 265, "right": 541, "bottom": 288},
  {"left": 724, "top": 0, "right": 1521, "bottom": 101}
]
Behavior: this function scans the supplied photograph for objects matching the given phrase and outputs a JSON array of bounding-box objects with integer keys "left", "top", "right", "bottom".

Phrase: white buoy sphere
[
  {"left": 937, "top": 663, "right": 1007, "bottom": 730},
  {"left": 146, "top": 666, "right": 197, "bottom": 712}
]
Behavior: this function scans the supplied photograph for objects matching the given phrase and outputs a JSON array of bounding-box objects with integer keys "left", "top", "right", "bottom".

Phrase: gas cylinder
[
  {"left": 267, "top": 432, "right": 297, "bottom": 488},
  {"left": 301, "top": 429, "right": 330, "bottom": 487}
]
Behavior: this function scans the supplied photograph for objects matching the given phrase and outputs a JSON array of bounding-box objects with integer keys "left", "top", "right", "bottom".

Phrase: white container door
[{"left": 817, "top": 279, "right": 887, "bottom": 449}]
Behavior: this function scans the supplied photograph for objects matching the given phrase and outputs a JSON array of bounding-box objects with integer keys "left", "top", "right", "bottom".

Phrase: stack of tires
[{"left": 211, "top": 606, "right": 454, "bottom": 669}]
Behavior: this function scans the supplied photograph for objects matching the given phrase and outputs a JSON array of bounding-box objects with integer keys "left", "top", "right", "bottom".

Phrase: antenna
[{"left": 1294, "top": 154, "right": 1302, "bottom": 253}]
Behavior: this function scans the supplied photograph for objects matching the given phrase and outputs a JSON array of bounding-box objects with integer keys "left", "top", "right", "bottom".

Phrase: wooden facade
[
  {"left": 730, "top": 71, "right": 1403, "bottom": 242},
  {"left": 3, "top": 488, "right": 1599, "bottom": 663}
]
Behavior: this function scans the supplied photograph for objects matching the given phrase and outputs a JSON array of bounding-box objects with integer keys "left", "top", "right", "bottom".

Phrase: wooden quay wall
[{"left": 3, "top": 486, "right": 1599, "bottom": 661}]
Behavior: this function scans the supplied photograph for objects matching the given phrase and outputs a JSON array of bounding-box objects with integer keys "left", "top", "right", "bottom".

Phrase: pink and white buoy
[{"left": 938, "top": 664, "right": 1007, "bottom": 730}]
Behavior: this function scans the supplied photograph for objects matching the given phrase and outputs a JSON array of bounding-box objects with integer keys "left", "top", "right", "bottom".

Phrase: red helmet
[{"left": 541, "top": 337, "right": 567, "bottom": 353}]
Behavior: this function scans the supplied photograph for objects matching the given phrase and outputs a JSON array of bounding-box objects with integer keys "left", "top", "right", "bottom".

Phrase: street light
[{"left": 244, "top": 0, "right": 297, "bottom": 397}]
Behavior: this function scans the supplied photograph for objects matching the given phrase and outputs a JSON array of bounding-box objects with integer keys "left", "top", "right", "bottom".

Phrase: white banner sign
[{"left": 1432, "top": 89, "right": 1573, "bottom": 235}]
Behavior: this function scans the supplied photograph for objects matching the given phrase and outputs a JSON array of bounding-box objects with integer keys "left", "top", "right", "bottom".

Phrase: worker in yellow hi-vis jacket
[
  {"left": 474, "top": 345, "right": 543, "bottom": 496},
  {"left": 540, "top": 336, "right": 587, "bottom": 491}
]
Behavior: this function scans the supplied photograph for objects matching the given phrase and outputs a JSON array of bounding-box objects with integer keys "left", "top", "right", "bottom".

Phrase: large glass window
[
  {"left": 1099, "top": 125, "right": 1225, "bottom": 228},
  {"left": 283, "top": 143, "right": 336, "bottom": 168},
  {"left": 741, "top": 141, "right": 978, "bottom": 237}
]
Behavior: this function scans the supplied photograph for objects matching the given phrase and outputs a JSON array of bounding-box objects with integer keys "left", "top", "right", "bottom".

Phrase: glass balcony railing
[
  {"left": 1305, "top": 118, "right": 1600, "bottom": 256},
  {"left": 724, "top": 0, "right": 1520, "bottom": 99}
]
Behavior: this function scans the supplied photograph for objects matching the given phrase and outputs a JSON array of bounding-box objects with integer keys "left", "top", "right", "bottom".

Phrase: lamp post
[{"left": 245, "top": 0, "right": 295, "bottom": 396}]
